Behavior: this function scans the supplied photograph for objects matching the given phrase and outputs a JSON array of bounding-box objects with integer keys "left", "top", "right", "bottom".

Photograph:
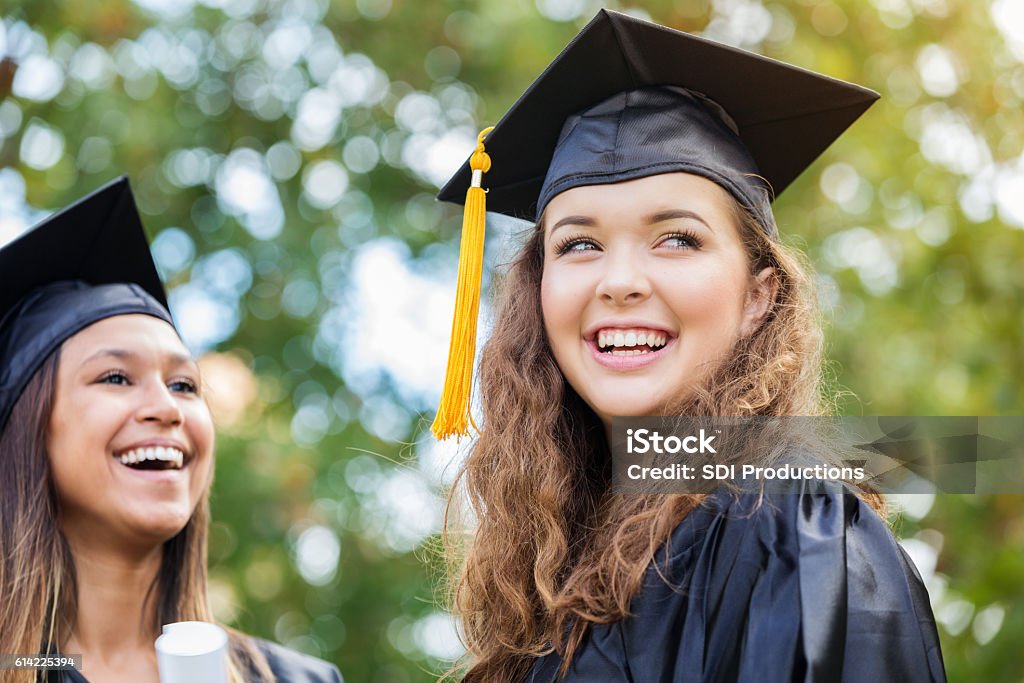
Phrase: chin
[
  {"left": 127, "top": 503, "right": 194, "bottom": 542},
  {"left": 588, "top": 396, "right": 667, "bottom": 422},
  {"left": 579, "top": 378, "right": 674, "bottom": 416}
]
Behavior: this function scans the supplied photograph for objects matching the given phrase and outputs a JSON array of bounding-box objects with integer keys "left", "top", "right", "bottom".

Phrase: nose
[
  {"left": 595, "top": 249, "right": 652, "bottom": 306},
  {"left": 135, "top": 380, "right": 184, "bottom": 426}
]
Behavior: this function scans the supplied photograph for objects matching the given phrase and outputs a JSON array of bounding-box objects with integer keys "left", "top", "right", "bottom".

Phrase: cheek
[
  {"left": 47, "top": 400, "right": 122, "bottom": 513},
  {"left": 540, "top": 265, "right": 590, "bottom": 336},
  {"left": 670, "top": 256, "right": 750, "bottom": 316},
  {"left": 185, "top": 403, "right": 216, "bottom": 474},
  {"left": 188, "top": 402, "right": 215, "bottom": 448},
  {"left": 539, "top": 270, "right": 558, "bottom": 330},
  {"left": 540, "top": 270, "right": 577, "bottom": 368},
  {"left": 539, "top": 266, "right": 561, "bottom": 338},
  {"left": 48, "top": 390, "right": 123, "bottom": 466}
]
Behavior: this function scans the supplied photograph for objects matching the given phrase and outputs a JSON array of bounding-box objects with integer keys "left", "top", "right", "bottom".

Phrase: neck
[{"left": 62, "top": 534, "right": 164, "bottom": 658}]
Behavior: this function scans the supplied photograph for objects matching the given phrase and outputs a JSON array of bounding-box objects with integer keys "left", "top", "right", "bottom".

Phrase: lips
[
  {"left": 586, "top": 332, "right": 674, "bottom": 369},
  {"left": 584, "top": 321, "right": 675, "bottom": 360}
]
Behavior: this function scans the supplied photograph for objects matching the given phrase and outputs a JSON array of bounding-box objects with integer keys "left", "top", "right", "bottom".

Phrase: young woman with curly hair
[{"left": 432, "top": 11, "right": 946, "bottom": 683}]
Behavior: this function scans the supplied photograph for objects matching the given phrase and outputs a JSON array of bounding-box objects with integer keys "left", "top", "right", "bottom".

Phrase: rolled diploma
[{"left": 155, "top": 621, "right": 229, "bottom": 683}]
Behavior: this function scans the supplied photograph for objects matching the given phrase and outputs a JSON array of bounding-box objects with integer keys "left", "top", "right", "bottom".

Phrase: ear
[{"left": 740, "top": 267, "right": 778, "bottom": 337}]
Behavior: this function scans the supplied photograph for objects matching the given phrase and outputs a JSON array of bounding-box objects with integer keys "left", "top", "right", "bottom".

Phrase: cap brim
[
  {"left": 437, "top": 9, "right": 879, "bottom": 222},
  {"left": 0, "top": 176, "right": 168, "bottom": 320}
]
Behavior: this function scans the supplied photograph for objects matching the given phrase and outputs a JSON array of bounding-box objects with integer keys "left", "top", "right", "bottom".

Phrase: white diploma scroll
[{"left": 155, "top": 621, "right": 229, "bottom": 683}]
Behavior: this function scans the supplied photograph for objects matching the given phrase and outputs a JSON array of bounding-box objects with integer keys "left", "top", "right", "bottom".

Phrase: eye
[
  {"left": 97, "top": 370, "right": 130, "bottom": 386},
  {"left": 169, "top": 378, "right": 199, "bottom": 394},
  {"left": 657, "top": 231, "right": 702, "bottom": 250},
  {"left": 554, "top": 235, "right": 601, "bottom": 256}
]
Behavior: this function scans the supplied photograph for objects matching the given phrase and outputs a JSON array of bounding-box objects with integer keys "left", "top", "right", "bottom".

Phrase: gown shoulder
[
  {"left": 252, "top": 638, "right": 344, "bottom": 683},
  {"left": 527, "top": 481, "right": 946, "bottom": 682},
  {"left": 48, "top": 636, "right": 343, "bottom": 683}
]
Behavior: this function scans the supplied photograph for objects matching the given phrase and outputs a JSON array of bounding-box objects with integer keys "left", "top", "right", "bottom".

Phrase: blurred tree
[{"left": 1, "top": 0, "right": 1021, "bottom": 680}]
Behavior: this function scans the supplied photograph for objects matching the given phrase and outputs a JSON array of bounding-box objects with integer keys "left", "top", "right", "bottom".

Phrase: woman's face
[
  {"left": 541, "top": 173, "right": 775, "bottom": 424},
  {"left": 48, "top": 314, "right": 214, "bottom": 550}
]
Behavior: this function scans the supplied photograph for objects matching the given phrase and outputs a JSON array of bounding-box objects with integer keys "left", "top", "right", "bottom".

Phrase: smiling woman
[
  {"left": 541, "top": 173, "right": 777, "bottom": 424},
  {"left": 432, "top": 10, "right": 947, "bottom": 683},
  {"left": 0, "top": 178, "right": 341, "bottom": 683},
  {"left": 47, "top": 316, "right": 213, "bottom": 554}
]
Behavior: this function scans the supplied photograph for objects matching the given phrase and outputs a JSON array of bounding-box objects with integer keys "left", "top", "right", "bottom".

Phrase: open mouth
[
  {"left": 595, "top": 327, "right": 670, "bottom": 356},
  {"left": 114, "top": 446, "right": 185, "bottom": 471}
]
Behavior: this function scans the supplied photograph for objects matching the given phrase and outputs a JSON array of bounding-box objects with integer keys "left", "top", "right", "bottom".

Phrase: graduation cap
[
  {"left": 439, "top": 8, "right": 879, "bottom": 224},
  {"left": 0, "top": 176, "right": 174, "bottom": 432},
  {"left": 431, "top": 9, "right": 879, "bottom": 440}
]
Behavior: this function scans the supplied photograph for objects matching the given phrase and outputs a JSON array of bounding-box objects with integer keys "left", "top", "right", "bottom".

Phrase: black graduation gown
[
  {"left": 526, "top": 481, "right": 946, "bottom": 682},
  {"left": 50, "top": 637, "right": 342, "bottom": 683}
]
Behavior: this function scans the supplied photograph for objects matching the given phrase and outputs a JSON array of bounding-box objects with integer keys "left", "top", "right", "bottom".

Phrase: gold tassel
[{"left": 432, "top": 127, "right": 495, "bottom": 440}]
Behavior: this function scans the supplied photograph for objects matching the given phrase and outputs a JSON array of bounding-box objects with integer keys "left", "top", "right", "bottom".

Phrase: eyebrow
[
  {"left": 548, "top": 215, "right": 597, "bottom": 237},
  {"left": 547, "top": 209, "right": 714, "bottom": 237},
  {"left": 646, "top": 209, "right": 714, "bottom": 232},
  {"left": 81, "top": 348, "right": 195, "bottom": 368}
]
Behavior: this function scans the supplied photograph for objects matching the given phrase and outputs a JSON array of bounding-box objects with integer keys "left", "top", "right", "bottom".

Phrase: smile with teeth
[
  {"left": 596, "top": 327, "right": 669, "bottom": 356},
  {"left": 116, "top": 446, "right": 185, "bottom": 470}
]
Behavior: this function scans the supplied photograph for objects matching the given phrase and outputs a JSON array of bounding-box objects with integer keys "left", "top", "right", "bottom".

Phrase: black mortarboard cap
[
  {"left": 0, "top": 176, "right": 174, "bottom": 431},
  {"left": 437, "top": 9, "right": 879, "bottom": 228}
]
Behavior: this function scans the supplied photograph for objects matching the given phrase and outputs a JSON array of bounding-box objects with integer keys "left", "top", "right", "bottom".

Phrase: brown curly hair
[{"left": 442, "top": 195, "right": 884, "bottom": 681}]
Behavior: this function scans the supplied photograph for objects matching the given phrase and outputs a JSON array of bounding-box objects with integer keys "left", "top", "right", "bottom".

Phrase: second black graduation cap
[
  {"left": 437, "top": 8, "right": 879, "bottom": 224},
  {"left": 0, "top": 176, "right": 168, "bottom": 315},
  {"left": 0, "top": 176, "right": 173, "bottom": 431}
]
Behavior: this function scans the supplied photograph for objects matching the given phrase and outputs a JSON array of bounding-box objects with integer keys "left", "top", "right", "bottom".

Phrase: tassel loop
[
  {"left": 431, "top": 126, "right": 495, "bottom": 441},
  {"left": 469, "top": 127, "right": 493, "bottom": 175}
]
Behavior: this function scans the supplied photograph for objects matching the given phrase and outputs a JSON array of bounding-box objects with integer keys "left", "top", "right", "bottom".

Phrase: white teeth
[
  {"left": 117, "top": 446, "right": 185, "bottom": 469},
  {"left": 596, "top": 328, "right": 669, "bottom": 350},
  {"left": 611, "top": 348, "right": 651, "bottom": 356}
]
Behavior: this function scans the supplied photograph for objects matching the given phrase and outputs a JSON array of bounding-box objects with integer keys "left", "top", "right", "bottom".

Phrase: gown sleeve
[
  {"left": 253, "top": 638, "right": 344, "bottom": 683},
  {"left": 619, "top": 481, "right": 947, "bottom": 683},
  {"left": 44, "top": 639, "right": 343, "bottom": 683},
  {"left": 525, "top": 481, "right": 947, "bottom": 682}
]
